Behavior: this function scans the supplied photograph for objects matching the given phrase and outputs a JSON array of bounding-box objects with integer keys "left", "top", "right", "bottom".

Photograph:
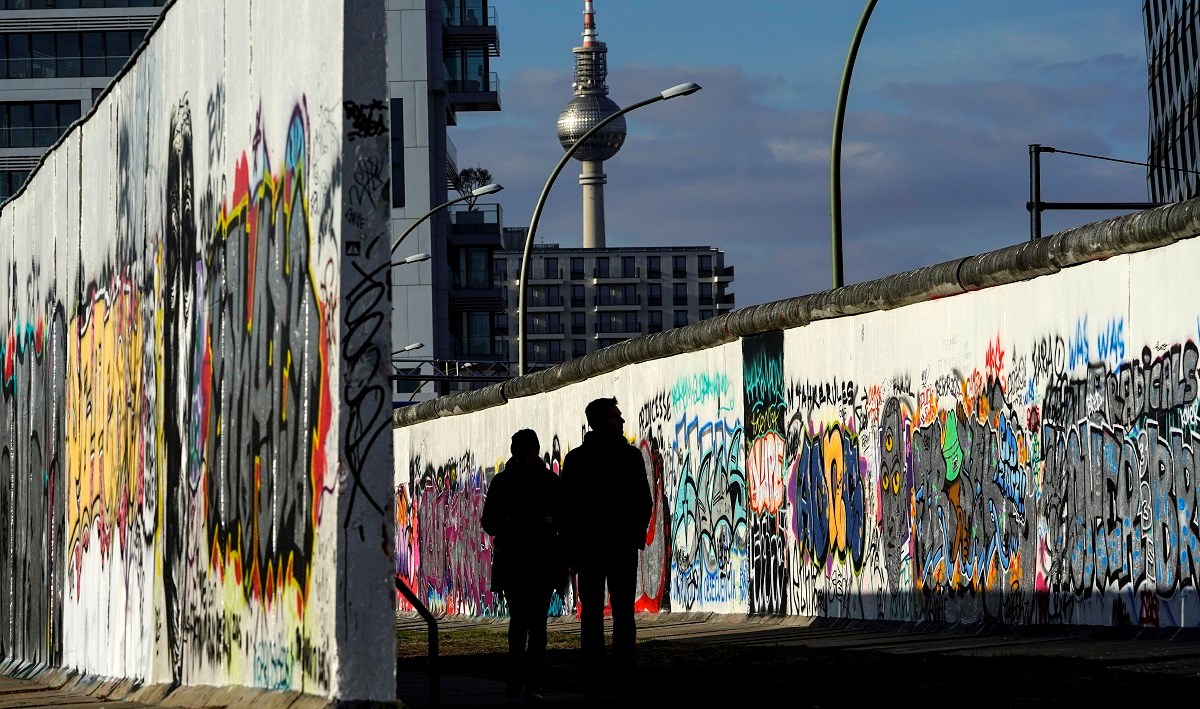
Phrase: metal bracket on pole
[{"left": 1027, "top": 144, "right": 1163, "bottom": 240}]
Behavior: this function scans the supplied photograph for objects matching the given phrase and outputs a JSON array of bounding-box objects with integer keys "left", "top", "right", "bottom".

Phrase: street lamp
[
  {"left": 394, "top": 252, "right": 432, "bottom": 266},
  {"left": 390, "top": 183, "right": 504, "bottom": 255},
  {"left": 516, "top": 82, "right": 702, "bottom": 375},
  {"left": 830, "top": 0, "right": 878, "bottom": 289},
  {"left": 393, "top": 342, "right": 425, "bottom": 357}
]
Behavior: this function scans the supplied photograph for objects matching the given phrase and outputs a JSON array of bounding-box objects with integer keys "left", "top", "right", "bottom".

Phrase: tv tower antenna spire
[{"left": 556, "top": 0, "right": 626, "bottom": 249}]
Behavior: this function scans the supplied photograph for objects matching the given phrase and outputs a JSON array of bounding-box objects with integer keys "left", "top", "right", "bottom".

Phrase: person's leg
[
  {"left": 505, "top": 588, "right": 532, "bottom": 697},
  {"left": 607, "top": 548, "right": 639, "bottom": 676},
  {"left": 525, "top": 587, "right": 553, "bottom": 699},
  {"left": 575, "top": 565, "right": 607, "bottom": 694}
]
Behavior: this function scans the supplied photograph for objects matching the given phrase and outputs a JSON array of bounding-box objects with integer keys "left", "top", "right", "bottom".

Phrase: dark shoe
[{"left": 505, "top": 680, "right": 522, "bottom": 700}]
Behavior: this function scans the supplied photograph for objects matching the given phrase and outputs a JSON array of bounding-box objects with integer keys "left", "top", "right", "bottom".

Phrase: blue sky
[{"left": 451, "top": 1, "right": 1150, "bottom": 308}]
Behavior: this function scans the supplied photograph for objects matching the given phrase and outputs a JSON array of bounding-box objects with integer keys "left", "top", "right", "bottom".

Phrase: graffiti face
[{"left": 879, "top": 398, "right": 911, "bottom": 591}]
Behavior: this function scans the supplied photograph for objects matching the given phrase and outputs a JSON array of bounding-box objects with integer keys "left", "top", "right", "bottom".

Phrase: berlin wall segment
[
  {"left": 0, "top": 0, "right": 394, "bottom": 703},
  {"left": 395, "top": 202, "right": 1200, "bottom": 633}
]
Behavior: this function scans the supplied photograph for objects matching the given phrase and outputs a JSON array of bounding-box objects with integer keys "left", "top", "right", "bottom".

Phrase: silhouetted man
[
  {"left": 481, "top": 429, "right": 566, "bottom": 702},
  {"left": 560, "top": 397, "right": 652, "bottom": 697}
]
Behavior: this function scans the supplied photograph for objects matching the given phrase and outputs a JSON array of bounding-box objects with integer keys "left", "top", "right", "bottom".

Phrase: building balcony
[
  {"left": 528, "top": 267, "right": 564, "bottom": 284},
  {"left": 594, "top": 323, "right": 642, "bottom": 337},
  {"left": 527, "top": 324, "right": 565, "bottom": 339},
  {"left": 526, "top": 296, "right": 564, "bottom": 312},
  {"left": 446, "top": 71, "right": 500, "bottom": 112},
  {"left": 716, "top": 265, "right": 735, "bottom": 282},
  {"left": 594, "top": 295, "right": 641, "bottom": 311},
  {"left": 443, "top": 2, "right": 499, "bottom": 50},
  {"left": 592, "top": 266, "right": 641, "bottom": 283},
  {"left": 447, "top": 286, "right": 506, "bottom": 312},
  {"left": 448, "top": 203, "right": 502, "bottom": 246},
  {"left": 716, "top": 293, "right": 736, "bottom": 310}
]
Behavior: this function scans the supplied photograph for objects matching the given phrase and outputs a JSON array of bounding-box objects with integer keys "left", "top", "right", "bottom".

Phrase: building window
[
  {"left": 572, "top": 339, "right": 587, "bottom": 358},
  {"left": 533, "top": 284, "right": 561, "bottom": 307},
  {"left": 532, "top": 340, "right": 563, "bottom": 363},
  {"left": 493, "top": 258, "right": 508, "bottom": 283},
  {"left": 570, "top": 256, "right": 584, "bottom": 279},
  {"left": 543, "top": 256, "right": 558, "bottom": 280},
  {"left": 647, "top": 255, "right": 661, "bottom": 279},
  {"left": 674, "top": 310, "right": 688, "bottom": 328},
  {"left": 0, "top": 101, "right": 80, "bottom": 148},
  {"left": 454, "top": 311, "right": 493, "bottom": 357},
  {"left": 390, "top": 98, "right": 404, "bottom": 208},
  {"left": 494, "top": 312, "right": 509, "bottom": 336},
  {"left": 699, "top": 282, "right": 713, "bottom": 305},
  {"left": 699, "top": 309, "right": 713, "bottom": 321},
  {"left": 0, "top": 30, "right": 147, "bottom": 79},
  {"left": 572, "top": 312, "right": 586, "bottom": 335},
  {"left": 673, "top": 255, "right": 687, "bottom": 278},
  {"left": 673, "top": 282, "right": 688, "bottom": 306},
  {"left": 621, "top": 255, "right": 636, "bottom": 278},
  {"left": 0, "top": 170, "right": 29, "bottom": 201},
  {"left": 648, "top": 310, "right": 662, "bottom": 333},
  {"left": 595, "top": 256, "right": 610, "bottom": 278},
  {"left": 698, "top": 254, "right": 713, "bottom": 277},
  {"left": 453, "top": 247, "right": 490, "bottom": 289},
  {"left": 648, "top": 282, "right": 661, "bottom": 306}
]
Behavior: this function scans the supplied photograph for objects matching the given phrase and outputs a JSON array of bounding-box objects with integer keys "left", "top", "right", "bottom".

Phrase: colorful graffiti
[{"left": 396, "top": 295, "right": 1200, "bottom": 633}]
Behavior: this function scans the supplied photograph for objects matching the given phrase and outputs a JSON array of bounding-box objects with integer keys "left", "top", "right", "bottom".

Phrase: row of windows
[
  {"left": 526, "top": 282, "right": 721, "bottom": 307},
  {"left": 0, "top": 31, "right": 146, "bottom": 80},
  {"left": 509, "top": 308, "right": 717, "bottom": 336},
  {"left": 525, "top": 315, "right": 714, "bottom": 364},
  {"left": 0, "top": 100, "right": 81, "bottom": 147},
  {"left": 518, "top": 253, "right": 719, "bottom": 280},
  {"left": 1, "top": 0, "right": 165, "bottom": 8}
]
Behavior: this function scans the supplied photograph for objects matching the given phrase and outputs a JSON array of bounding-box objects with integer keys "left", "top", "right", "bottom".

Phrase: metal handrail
[{"left": 395, "top": 575, "right": 439, "bottom": 707}]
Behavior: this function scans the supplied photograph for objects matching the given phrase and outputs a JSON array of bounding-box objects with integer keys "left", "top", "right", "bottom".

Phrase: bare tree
[{"left": 449, "top": 165, "right": 494, "bottom": 210}]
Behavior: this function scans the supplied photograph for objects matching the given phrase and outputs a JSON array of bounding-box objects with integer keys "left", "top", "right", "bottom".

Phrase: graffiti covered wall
[
  {"left": 0, "top": 0, "right": 394, "bottom": 701},
  {"left": 395, "top": 215, "right": 1200, "bottom": 631}
]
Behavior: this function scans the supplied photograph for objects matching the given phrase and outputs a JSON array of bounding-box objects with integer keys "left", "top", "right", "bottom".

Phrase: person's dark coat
[
  {"left": 560, "top": 431, "right": 652, "bottom": 569},
  {"left": 481, "top": 455, "right": 566, "bottom": 594}
]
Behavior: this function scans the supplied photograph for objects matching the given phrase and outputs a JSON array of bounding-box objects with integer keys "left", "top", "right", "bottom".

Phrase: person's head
[
  {"left": 510, "top": 428, "right": 541, "bottom": 463},
  {"left": 585, "top": 397, "right": 624, "bottom": 437}
]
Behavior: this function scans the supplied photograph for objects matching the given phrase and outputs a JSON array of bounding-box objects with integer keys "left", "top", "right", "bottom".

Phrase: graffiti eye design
[
  {"left": 885, "top": 432, "right": 893, "bottom": 452},
  {"left": 892, "top": 471, "right": 901, "bottom": 494}
]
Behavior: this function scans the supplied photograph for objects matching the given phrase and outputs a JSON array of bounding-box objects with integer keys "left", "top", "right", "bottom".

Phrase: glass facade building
[
  {"left": 1144, "top": 0, "right": 1199, "bottom": 202},
  {"left": 0, "top": 0, "right": 166, "bottom": 201}
]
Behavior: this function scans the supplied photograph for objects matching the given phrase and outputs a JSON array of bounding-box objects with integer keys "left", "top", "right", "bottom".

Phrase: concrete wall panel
[
  {"left": 395, "top": 211, "right": 1200, "bottom": 633},
  {"left": 0, "top": 0, "right": 392, "bottom": 701}
]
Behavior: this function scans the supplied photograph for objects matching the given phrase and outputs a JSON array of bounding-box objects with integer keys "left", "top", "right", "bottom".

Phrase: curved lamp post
[
  {"left": 390, "top": 183, "right": 503, "bottom": 256},
  {"left": 517, "top": 81, "right": 702, "bottom": 375},
  {"left": 830, "top": 0, "right": 878, "bottom": 289}
]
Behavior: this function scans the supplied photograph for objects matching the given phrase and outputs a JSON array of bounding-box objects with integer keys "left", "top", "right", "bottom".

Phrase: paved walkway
[
  {"left": 396, "top": 612, "right": 1200, "bottom": 707},
  {"left": 7, "top": 613, "right": 1200, "bottom": 707}
]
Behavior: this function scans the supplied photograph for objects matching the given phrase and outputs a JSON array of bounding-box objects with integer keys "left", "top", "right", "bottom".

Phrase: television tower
[{"left": 556, "top": 0, "right": 626, "bottom": 249}]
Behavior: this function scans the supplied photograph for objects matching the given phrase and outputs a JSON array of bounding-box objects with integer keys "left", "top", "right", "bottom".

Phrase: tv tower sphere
[
  {"left": 556, "top": 0, "right": 625, "bottom": 162},
  {"left": 557, "top": 94, "right": 626, "bottom": 162}
]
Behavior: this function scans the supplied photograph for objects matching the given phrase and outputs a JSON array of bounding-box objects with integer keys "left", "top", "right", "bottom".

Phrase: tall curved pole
[
  {"left": 830, "top": 0, "right": 878, "bottom": 289},
  {"left": 517, "top": 82, "right": 701, "bottom": 375},
  {"left": 391, "top": 183, "right": 502, "bottom": 256}
]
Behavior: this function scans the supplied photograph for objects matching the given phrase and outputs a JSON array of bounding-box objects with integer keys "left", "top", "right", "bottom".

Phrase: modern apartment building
[
  {"left": 388, "top": 0, "right": 506, "bottom": 401},
  {"left": 494, "top": 230, "right": 735, "bottom": 367},
  {"left": 0, "top": 1, "right": 506, "bottom": 404},
  {"left": 1144, "top": 0, "right": 1199, "bottom": 202},
  {"left": 0, "top": 0, "right": 167, "bottom": 201}
]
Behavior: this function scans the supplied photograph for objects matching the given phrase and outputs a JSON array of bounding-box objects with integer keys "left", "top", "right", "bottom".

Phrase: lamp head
[
  {"left": 470, "top": 183, "right": 504, "bottom": 197},
  {"left": 397, "top": 252, "right": 431, "bottom": 265},
  {"left": 660, "top": 82, "right": 701, "bottom": 100},
  {"left": 395, "top": 342, "right": 425, "bottom": 355}
]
